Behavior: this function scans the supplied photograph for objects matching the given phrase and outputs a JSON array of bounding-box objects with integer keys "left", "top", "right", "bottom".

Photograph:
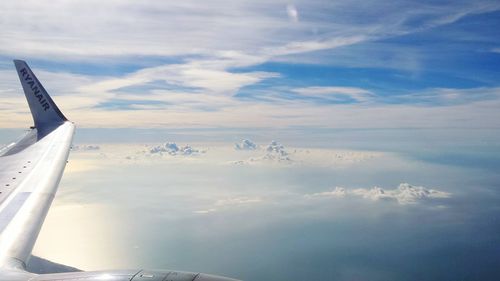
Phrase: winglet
[{"left": 13, "top": 60, "right": 68, "bottom": 136}]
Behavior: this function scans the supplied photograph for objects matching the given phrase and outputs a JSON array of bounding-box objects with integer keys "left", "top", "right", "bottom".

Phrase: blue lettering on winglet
[{"left": 19, "top": 68, "right": 50, "bottom": 111}]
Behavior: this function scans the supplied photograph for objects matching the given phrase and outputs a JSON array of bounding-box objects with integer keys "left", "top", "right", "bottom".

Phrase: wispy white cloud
[
  {"left": 1, "top": 0, "right": 354, "bottom": 59},
  {"left": 193, "top": 208, "right": 217, "bottom": 214},
  {"left": 269, "top": 36, "right": 367, "bottom": 58},
  {"left": 194, "top": 196, "right": 262, "bottom": 214},
  {"left": 2, "top": 0, "right": 497, "bottom": 61},
  {"left": 3, "top": 66, "right": 500, "bottom": 129},
  {"left": 286, "top": 4, "right": 299, "bottom": 23},
  {"left": 84, "top": 59, "right": 279, "bottom": 96},
  {"left": 392, "top": 87, "right": 500, "bottom": 105},
  {"left": 215, "top": 197, "right": 263, "bottom": 206},
  {"left": 292, "top": 86, "right": 374, "bottom": 103}
]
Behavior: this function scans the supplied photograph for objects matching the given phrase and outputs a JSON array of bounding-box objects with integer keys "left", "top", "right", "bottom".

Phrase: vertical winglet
[{"left": 13, "top": 60, "right": 68, "bottom": 136}]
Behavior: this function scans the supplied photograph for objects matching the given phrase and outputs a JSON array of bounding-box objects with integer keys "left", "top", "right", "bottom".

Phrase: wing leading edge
[{"left": 0, "top": 61, "right": 74, "bottom": 270}]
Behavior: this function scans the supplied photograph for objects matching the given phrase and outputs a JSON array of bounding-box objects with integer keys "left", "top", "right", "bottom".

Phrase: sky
[
  {"left": 0, "top": 0, "right": 500, "bottom": 128},
  {"left": 1, "top": 1, "right": 500, "bottom": 281}
]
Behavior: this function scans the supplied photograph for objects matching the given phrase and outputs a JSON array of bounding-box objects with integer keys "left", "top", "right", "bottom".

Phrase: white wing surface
[{"left": 0, "top": 60, "right": 74, "bottom": 270}]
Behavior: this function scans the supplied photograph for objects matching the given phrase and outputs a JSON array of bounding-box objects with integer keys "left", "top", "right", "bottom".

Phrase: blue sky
[{"left": 1, "top": 0, "right": 500, "bottom": 129}]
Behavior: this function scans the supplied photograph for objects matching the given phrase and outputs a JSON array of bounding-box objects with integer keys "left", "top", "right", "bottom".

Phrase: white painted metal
[{"left": 0, "top": 122, "right": 74, "bottom": 269}]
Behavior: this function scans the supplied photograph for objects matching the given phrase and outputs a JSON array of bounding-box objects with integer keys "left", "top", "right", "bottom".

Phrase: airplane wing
[
  {"left": 0, "top": 60, "right": 74, "bottom": 270},
  {"left": 0, "top": 60, "right": 240, "bottom": 281}
]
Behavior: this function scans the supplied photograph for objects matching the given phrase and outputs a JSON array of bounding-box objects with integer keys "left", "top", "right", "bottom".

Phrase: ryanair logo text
[{"left": 19, "top": 68, "right": 50, "bottom": 111}]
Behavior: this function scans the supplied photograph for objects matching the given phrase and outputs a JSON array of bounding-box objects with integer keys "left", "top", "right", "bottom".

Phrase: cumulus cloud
[
  {"left": 233, "top": 140, "right": 293, "bottom": 165},
  {"left": 307, "top": 183, "right": 450, "bottom": 204},
  {"left": 263, "top": 141, "right": 291, "bottom": 161},
  {"left": 235, "top": 139, "right": 258, "bottom": 150},
  {"left": 356, "top": 183, "right": 450, "bottom": 204},
  {"left": 149, "top": 142, "right": 204, "bottom": 156}
]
